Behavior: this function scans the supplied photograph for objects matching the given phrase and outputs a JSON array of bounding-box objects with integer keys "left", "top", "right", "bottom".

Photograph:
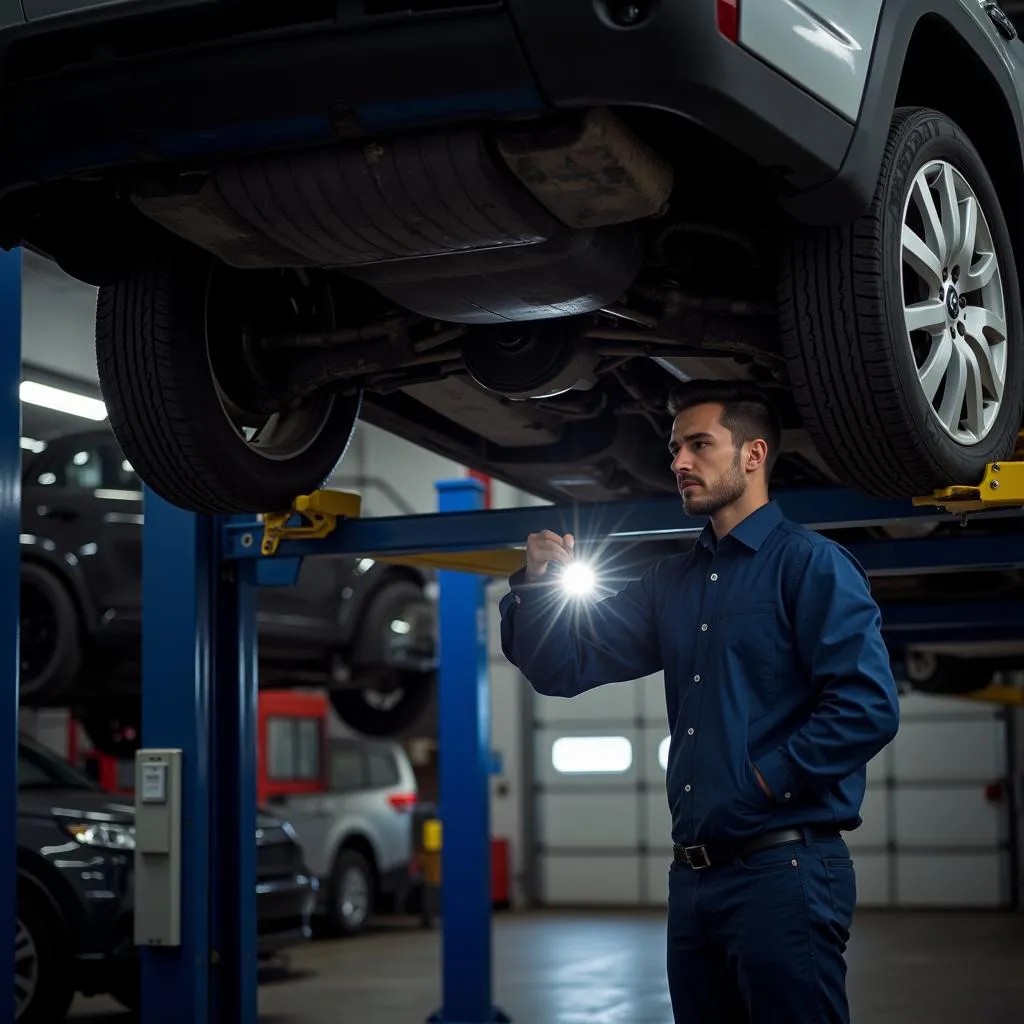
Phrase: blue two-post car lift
[{"left": 2, "top": 242, "right": 1024, "bottom": 1024}]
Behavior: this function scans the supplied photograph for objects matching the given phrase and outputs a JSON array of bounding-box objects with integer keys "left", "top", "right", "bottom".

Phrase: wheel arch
[
  {"left": 332, "top": 830, "right": 381, "bottom": 890},
  {"left": 893, "top": 14, "right": 1024, "bottom": 303},
  {"left": 16, "top": 853, "right": 84, "bottom": 952},
  {"left": 781, "top": 1, "right": 1024, "bottom": 230}
]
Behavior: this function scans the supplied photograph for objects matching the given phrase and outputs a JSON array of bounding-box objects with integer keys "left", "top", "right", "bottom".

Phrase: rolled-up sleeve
[
  {"left": 754, "top": 540, "right": 900, "bottom": 801},
  {"left": 499, "top": 565, "right": 662, "bottom": 697}
]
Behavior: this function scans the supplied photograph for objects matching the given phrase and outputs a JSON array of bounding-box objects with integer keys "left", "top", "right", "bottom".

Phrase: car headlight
[{"left": 58, "top": 818, "right": 136, "bottom": 851}]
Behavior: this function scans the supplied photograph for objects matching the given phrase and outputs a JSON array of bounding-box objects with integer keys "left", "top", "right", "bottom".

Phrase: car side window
[
  {"left": 329, "top": 745, "right": 366, "bottom": 792},
  {"left": 366, "top": 749, "right": 400, "bottom": 789}
]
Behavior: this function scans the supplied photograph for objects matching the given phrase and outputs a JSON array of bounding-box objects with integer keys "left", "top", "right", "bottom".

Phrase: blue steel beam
[
  {"left": 429, "top": 479, "right": 509, "bottom": 1024},
  {"left": 224, "top": 488, "right": 1024, "bottom": 562},
  {"left": 879, "top": 601, "right": 1024, "bottom": 634},
  {"left": 845, "top": 534, "right": 1024, "bottom": 575},
  {"left": 0, "top": 247, "right": 20, "bottom": 1024}
]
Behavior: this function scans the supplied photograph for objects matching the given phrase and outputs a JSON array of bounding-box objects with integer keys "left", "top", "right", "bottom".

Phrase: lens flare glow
[{"left": 560, "top": 561, "right": 597, "bottom": 596}]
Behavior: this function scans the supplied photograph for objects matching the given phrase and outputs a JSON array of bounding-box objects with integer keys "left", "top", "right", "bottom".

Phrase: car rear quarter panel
[{"left": 739, "top": 0, "right": 884, "bottom": 121}]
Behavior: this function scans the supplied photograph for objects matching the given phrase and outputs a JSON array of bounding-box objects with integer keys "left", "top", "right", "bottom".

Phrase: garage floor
[{"left": 70, "top": 909, "right": 1024, "bottom": 1023}]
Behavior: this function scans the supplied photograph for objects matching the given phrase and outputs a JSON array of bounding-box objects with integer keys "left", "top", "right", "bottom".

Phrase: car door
[{"left": 22, "top": 432, "right": 143, "bottom": 613}]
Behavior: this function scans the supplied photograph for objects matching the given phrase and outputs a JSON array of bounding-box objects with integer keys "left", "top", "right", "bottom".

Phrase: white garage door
[
  {"left": 533, "top": 671, "right": 674, "bottom": 906},
  {"left": 847, "top": 691, "right": 1014, "bottom": 909},
  {"left": 533, "top": 681, "right": 1013, "bottom": 909}
]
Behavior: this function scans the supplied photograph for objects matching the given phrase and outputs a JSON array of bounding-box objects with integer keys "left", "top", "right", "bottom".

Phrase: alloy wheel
[
  {"left": 900, "top": 159, "right": 1008, "bottom": 445},
  {"left": 338, "top": 866, "right": 370, "bottom": 928}
]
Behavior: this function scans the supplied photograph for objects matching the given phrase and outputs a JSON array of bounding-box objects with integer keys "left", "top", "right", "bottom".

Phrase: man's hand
[
  {"left": 753, "top": 764, "right": 773, "bottom": 798},
  {"left": 526, "top": 530, "right": 574, "bottom": 581}
]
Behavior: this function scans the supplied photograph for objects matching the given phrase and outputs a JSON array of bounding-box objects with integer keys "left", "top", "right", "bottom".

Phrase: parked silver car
[{"left": 269, "top": 736, "right": 419, "bottom": 936}]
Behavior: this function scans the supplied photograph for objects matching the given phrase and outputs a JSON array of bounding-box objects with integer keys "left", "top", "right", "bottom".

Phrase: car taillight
[
  {"left": 716, "top": 0, "right": 739, "bottom": 42},
  {"left": 388, "top": 792, "right": 417, "bottom": 813}
]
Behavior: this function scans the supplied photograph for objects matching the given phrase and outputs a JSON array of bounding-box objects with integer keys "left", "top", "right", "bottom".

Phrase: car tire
[
  {"left": 95, "top": 250, "right": 363, "bottom": 514},
  {"left": 903, "top": 650, "right": 998, "bottom": 695},
  {"left": 16, "top": 890, "right": 74, "bottom": 1024},
  {"left": 19, "top": 563, "right": 81, "bottom": 707},
  {"left": 779, "top": 106, "right": 1024, "bottom": 498},
  {"left": 326, "top": 848, "right": 375, "bottom": 937},
  {"left": 330, "top": 670, "right": 435, "bottom": 737}
]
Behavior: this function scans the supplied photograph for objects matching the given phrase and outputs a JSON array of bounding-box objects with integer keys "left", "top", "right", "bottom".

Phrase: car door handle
[{"left": 986, "top": 2, "right": 1017, "bottom": 40}]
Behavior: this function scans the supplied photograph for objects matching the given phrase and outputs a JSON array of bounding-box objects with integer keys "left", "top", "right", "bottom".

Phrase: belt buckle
[{"left": 683, "top": 844, "right": 711, "bottom": 870}]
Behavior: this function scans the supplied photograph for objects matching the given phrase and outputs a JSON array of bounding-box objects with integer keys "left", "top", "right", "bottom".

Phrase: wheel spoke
[
  {"left": 950, "top": 195, "right": 978, "bottom": 279},
  {"left": 904, "top": 298, "right": 947, "bottom": 335},
  {"left": 918, "top": 331, "right": 954, "bottom": 404},
  {"left": 964, "top": 250, "right": 997, "bottom": 292},
  {"left": 937, "top": 340, "right": 968, "bottom": 434},
  {"left": 961, "top": 306, "right": 1007, "bottom": 400},
  {"left": 937, "top": 163, "right": 961, "bottom": 266},
  {"left": 913, "top": 173, "right": 948, "bottom": 264},
  {"left": 902, "top": 225, "right": 944, "bottom": 289},
  {"left": 959, "top": 338, "right": 986, "bottom": 439}
]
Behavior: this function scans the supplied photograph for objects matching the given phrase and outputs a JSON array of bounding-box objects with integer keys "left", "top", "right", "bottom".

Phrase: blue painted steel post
[
  {"left": 140, "top": 492, "right": 215, "bottom": 1024},
  {"left": 429, "top": 479, "right": 509, "bottom": 1024},
  {"left": 0, "top": 246, "right": 21, "bottom": 1024},
  {"left": 209, "top": 546, "right": 259, "bottom": 1024}
]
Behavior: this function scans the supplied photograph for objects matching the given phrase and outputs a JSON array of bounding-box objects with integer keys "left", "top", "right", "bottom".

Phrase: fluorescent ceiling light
[
  {"left": 20, "top": 381, "right": 107, "bottom": 421},
  {"left": 20, "top": 437, "right": 46, "bottom": 453}
]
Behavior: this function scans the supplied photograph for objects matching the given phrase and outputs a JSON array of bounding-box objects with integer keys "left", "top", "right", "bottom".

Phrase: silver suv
[{"left": 269, "top": 736, "right": 419, "bottom": 936}]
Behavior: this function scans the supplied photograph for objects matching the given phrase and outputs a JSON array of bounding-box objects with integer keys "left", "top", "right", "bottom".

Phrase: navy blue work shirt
[{"left": 499, "top": 500, "right": 900, "bottom": 845}]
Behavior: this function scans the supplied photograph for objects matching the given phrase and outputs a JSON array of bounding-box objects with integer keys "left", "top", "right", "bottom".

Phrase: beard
[{"left": 680, "top": 453, "right": 746, "bottom": 516}]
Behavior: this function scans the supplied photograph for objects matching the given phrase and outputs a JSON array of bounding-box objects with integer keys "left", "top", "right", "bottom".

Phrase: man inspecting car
[{"left": 498, "top": 379, "right": 900, "bottom": 1023}]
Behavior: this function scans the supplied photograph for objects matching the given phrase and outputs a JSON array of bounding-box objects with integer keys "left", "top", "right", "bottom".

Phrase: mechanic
[{"left": 498, "top": 379, "right": 901, "bottom": 1023}]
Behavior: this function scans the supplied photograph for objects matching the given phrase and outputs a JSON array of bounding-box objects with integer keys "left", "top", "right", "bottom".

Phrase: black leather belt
[{"left": 673, "top": 825, "right": 841, "bottom": 871}]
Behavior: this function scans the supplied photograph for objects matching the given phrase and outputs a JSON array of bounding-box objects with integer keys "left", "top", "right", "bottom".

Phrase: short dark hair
[{"left": 666, "top": 379, "right": 782, "bottom": 479}]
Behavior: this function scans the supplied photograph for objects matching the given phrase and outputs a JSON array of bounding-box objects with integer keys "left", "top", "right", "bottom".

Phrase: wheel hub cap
[{"left": 900, "top": 159, "right": 1008, "bottom": 446}]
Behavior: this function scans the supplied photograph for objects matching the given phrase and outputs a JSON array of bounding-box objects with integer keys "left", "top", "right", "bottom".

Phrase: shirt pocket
[{"left": 712, "top": 602, "right": 778, "bottom": 722}]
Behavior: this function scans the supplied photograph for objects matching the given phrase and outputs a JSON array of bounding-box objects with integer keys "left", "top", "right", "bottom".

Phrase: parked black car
[
  {"left": 19, "top": 427, "right": 439, "bottom": 748},
  {"left": 15, "top": 732, "right": 317, "bottom": 1023}
]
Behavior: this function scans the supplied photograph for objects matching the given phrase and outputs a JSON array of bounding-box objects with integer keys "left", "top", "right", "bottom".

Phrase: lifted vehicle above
[{"left": 1, "top": 1, "right": 1023, "bottom": 511}]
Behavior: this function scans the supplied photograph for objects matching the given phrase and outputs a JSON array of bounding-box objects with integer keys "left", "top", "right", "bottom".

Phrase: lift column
[
  {"left": 139, "top": 496, "right": 257, "bottom": 1024},
  {"left": 1, "top": 246, "right": 21, "bottom": 1024},
  {"left": 430, "top": 479, "right": 509, "bottom": 1024}
]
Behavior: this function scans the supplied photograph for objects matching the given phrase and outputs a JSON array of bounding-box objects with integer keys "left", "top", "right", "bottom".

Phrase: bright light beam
[{"left": 559, "top": 561, "right": 597, "bottom": 597}]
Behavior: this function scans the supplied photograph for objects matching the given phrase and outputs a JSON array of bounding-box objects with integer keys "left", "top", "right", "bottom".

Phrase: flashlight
[{"left": 549, "top": 558, "right": 597, "bottom": 597}]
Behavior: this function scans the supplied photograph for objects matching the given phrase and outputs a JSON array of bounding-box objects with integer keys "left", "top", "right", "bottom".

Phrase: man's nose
[{"left": 671, "top": 451, "right": 690, "bottom": 474}]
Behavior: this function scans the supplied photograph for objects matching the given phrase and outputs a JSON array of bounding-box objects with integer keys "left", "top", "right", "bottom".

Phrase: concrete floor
[{"left": 70, "top": 909, "right": 1024, "bottom": 1023}]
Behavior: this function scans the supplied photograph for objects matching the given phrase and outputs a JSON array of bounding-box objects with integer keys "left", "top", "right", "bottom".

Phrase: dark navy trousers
[{"left": 666, "top": 831, "right": 856, "bottom": 1023}]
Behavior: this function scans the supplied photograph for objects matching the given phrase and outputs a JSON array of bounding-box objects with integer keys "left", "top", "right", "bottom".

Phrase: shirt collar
[{"left": 696, "top": 500, "right": 784, "bottom": 553}]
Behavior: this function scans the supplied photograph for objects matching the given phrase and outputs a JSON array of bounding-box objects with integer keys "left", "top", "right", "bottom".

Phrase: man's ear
[{"left": 745, "top": 439, "right": 768, "bottom": 473}]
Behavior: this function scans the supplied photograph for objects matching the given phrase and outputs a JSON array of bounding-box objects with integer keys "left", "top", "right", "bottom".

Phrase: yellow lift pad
[
  {"left": 912, "top": 432, "right": 1024, "bottom": 515},
  {"left": 260, "top": 490, "right": 363, "bottom": 556}
]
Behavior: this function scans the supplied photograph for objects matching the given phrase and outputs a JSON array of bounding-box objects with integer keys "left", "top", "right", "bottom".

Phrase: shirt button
[
  {"left": 687, "top": 728, "right": 694, "bottom": 736},
  {"left": 693, "top": 674, "right": 701, "bottom": 683},
  {"left": 710, "top": 573, "right": 718, "bottom": 581},
  {"left": 684, "top": 784, "right": 692, "bottom": 792},
  {"left": 700, "top": 623, "right": 708, "bottom": 631}
]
